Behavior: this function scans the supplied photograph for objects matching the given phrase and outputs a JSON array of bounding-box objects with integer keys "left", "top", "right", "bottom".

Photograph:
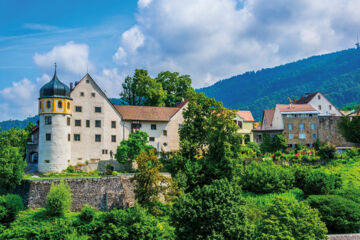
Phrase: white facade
[{"left": 307, "top": 92, "right": 342, "bottom": 116}]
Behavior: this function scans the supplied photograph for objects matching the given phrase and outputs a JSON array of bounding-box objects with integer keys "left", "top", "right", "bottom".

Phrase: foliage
[
  {"left": 172, "top": 178, "right": 254, "bottom": 240},
  {"left": 260, "top": 133, "right": 287, "bottom": 153},
  {"left": 46, "top": 180, "right": 72, "bottom": 217},
  {"left": 317, "top": 141, "right": 336, "bottom": 160},
  {"left": 271, "top": 149, "right": 320, "bottom": 163},
  {"left": 257, "top": 196, "right": 327, "bottom": 240},
  {"left": 199, "top": 48, "right": 360, "bottom": 120},
  {"left": 302, "top": 169, "right": 342, "bottom": 195},
  {"left": 132, "top": 150, "right": 172, "bottom": 207},
  {"left": 239, "top": 161, "right": 295, "bottom": 194},
  {"left": 307, "top": 195, "right": 360, "bottom": 234},
  {"left": 0, "top": 194, "right": 24, "bottom": 223},
  {"left": 0, "top": 146, "right": 26, "bottom": 191},
  {"left": 338, "top": 116, "right": 360, "bottom": 144},
  {"left": 78, "top": 205, "right": 96, "bottom": 223},
  {"left": 0, "top": 123, "right": 34, "bottom": 157},
  {"left": 115, "top": 130, "right": 153, "bottom": 165}
]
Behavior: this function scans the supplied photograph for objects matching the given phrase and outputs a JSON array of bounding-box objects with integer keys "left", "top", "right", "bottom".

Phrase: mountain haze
[{"left": 198, "top": 48, "right": 360, "bottom": 120}]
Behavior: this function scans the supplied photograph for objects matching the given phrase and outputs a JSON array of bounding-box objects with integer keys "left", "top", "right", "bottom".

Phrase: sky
[{"left": 0, "top": 0, "right": 359, "bottom": 121}]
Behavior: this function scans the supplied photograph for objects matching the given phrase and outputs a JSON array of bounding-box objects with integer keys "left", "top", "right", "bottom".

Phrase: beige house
[{"left": 234, "top": 110, "right": 255, "bottom": 144}]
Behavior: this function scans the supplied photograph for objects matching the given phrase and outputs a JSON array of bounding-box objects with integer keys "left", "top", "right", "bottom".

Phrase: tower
[{"left": 38, "top": 66, "right": 72, "bottom": 173}]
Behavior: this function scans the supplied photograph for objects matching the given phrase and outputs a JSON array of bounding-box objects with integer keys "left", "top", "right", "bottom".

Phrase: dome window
[
  {"left": 58, "top": 101, "right": 63, "bottom": 108},
  {"left": 67, "top": 102, "right": 70, "bottom": 109},
  {"left": 46, "top": 100, "right": 51, "bottom": 109}
]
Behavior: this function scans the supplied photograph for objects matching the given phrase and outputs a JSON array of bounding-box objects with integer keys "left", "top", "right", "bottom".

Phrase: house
[
  {"left": 294, "top": 92, "right": 342, "bottom": 116},
  {"left": 234, "top": 110, "right": 255, "bottom": 144}
]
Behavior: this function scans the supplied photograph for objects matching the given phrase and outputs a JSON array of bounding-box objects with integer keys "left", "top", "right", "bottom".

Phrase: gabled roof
[
  {"left": 294, "top": 92, "right": 319, "bottom": 104},
  {"left": 236, "top": 110, "right": 254, "bottom": 122},
  {"left": 114, "top": 104, "right": 185, "bottom": 122},
  {"left": 277, "top": 104, "right": 317, "bottom": 112},
  {"left": 261, "top": 109, "right": 275, "bottom": 129}
]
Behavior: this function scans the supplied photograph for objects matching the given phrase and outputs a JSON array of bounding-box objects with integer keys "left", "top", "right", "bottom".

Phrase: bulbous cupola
[{"left": 40, "top": 70, "right": 71, "bottom": 99}]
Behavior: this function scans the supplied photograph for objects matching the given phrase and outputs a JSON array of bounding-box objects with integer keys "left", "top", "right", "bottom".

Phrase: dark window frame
[
  {"left": 75, "top": 106, "right": 82, "bottom": 112},
  {"left": 95, "top": 120, "right": 101, "bottom": 128},
  {"left": 75, "top": 119, "right": 81, "bottom": 127},
  {"left": 95, "top": 134, "right": 101, "bottom": 142}
]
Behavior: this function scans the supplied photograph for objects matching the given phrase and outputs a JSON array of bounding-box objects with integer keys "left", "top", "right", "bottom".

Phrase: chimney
[{"left": 70, "top": 82, "right": 73, "bottom": 91}]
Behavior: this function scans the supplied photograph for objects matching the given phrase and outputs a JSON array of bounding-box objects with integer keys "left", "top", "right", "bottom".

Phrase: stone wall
[
  {"left": 328, "top": 234, "right": 360, "bottom": 240},
  {"left": 13, "top": 174, "right": 136, "bottom": 211}
]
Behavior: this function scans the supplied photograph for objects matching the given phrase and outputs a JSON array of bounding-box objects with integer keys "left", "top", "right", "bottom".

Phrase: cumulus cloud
[
  {"left": 94, "top": 68, "right": 126, "bottom": 97},
  {"left": 34, "top": 41, "right": 94, "bottom": 75},
  {"left": 112, "top": 0, "right": 360, "bottom": 88}
]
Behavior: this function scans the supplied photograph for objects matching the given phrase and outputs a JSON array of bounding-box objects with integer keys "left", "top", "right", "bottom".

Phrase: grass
[
  {"left": 322, "top": 157, "right": 360, "bottom": 187},
  {"left": 24, "top": 170, "right": 103, "bottom": 179}
]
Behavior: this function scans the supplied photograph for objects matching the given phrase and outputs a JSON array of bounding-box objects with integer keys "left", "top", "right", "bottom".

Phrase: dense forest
[{"left": 198, "top": 48, "right": 360, "bottom": 120}]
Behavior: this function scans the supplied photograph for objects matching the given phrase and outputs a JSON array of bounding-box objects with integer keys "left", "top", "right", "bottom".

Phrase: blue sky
[{"left": 0, "top": 0, "right": 359, "bottom": 121}]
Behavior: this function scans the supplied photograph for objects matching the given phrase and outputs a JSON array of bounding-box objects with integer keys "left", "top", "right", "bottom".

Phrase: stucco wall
[{"left": 308, "top": 92, "right": 342, "bottom": 116}]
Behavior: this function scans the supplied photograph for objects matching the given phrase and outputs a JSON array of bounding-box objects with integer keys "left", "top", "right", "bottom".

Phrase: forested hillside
[
  {"left": 0, "top": 116, "right": 38, "bottom": 131},
  {"left": 198, "top": 48, "right": 360, "bottom": 120}
]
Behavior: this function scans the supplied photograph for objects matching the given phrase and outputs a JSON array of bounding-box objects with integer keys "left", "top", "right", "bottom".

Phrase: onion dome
[{"left": 40, "top": 69, "right": 71, "bottom": 99}]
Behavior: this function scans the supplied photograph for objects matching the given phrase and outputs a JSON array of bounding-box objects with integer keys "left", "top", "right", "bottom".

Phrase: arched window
[
  {"left": 39, "top": 102, "right": 42, "bottom": 111},
  {"left": 67, "top": 102, "right": 70, "bottom": 109},
  {"left": 58, "top": 101, "right": 62, "bottom": 108},
  {"left": 46, "top": 100, "right": 51, "bottom": 109}
]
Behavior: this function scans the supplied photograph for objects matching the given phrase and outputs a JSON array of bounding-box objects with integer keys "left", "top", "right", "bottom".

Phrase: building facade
[
  {"left": 31, "top": 72, "right": 187, "bottom": 173},
  {"left": 234, "top": 110, "right": 255, "bottom": 144}
]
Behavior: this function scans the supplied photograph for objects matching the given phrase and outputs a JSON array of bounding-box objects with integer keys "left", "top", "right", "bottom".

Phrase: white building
[
  {"left": 294, "top": 92, "right": 342, "bottom": 116},
  {"left": 35, "top": 72, "right": 187, "bottom": 173}
]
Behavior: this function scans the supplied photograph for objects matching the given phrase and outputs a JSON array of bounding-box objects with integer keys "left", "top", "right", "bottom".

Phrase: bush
[
  {"left": 239, "top": 161, "right": 295, "bottom": 194},
  {"left": 172, "top": 178, "right": 254, "bottom": 239},
  {"left": 302, "top": 169, "right": 342, "bottom": 195},
  {"left": 318, "top": 141, "right": 336, "bottom": 160},
  {"left": 79, "top": 205, "right": 96, "bottom": 223},
  {"left": 46, "top": 180, "right": 72, "bottom": 216},
  {"left": 307, "top": 195, "right": 360, "bottom": 233},
  {"left": 257, "top": 196, "right": 327, "bottom": 240},
  {"left": 0, "top": 194, "right": 24, "bottom": 223}
]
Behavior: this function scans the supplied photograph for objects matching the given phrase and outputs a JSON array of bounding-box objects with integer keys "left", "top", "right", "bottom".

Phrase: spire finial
[
  {"left": 54, "top": 62, "right": 57, "bottom": 74},
  {"left": 356, "top": 34, "right": 360, "bottom": 50}
]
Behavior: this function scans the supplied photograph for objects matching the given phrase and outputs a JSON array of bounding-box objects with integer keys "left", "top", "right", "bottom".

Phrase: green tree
[
  {"left": 132, "top": 150, "right": 171, "bottom": 207},
  {"left": 307, "top": 195, "right": 360, "bottom": 234},
  {"left": 261, "top": 133, "right": 287, "bottom": 153},
  {"left": 156, "top": 71, "right": 193, "bottom": 107},
  {"left": 302, "top": 169, "right": 342, "bottom": 195},
  {"left": 115, "top": 130, "right": 153, "bottom": 165},
  {"left": 46, "top": 180, "right": 72, "bottom": 216},
  {"left": 0, "top": 194, "right": 24, "bottom": 223},
  {"left": 257, "top": 196, "right": 327, "bottom": 240},
  {"left": 172, "top": 179, "right": 253, "bottom": 240},
  {"left": 338, "top": 116, "right": 360, "bottom": 144},
  {"left": 0, "top": 123, "right": 34, "bottom": 158},
  {"left": 120, "top": 69, "right": 167, "bottom": 106},
  {"left": 0, "top": 146, "right": 26, "bottom": 191}
]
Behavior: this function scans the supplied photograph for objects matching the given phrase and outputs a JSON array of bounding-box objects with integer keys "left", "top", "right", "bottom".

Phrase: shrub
[
  {"left": 79, "top": 205, "right": 96, "bottom": 223},
  {"left": 307, "top": 195, "right": 360, "bottom": 233},
  {"left": 302, "top": 169, "right": 342, "bottom": 195},
  {"left": 105, "top": 164, "right": 114, "bottom": 175},
  {"left": 318, "top": 141, "right": 336, "bottom": 160},
  {"left": 65, "top": 165, "right": 75, "bottom": 173},
  {"left": 0, "top": 146, "right": 26, "bottom": 191},
  {"left": 0, "top": 194, "right": 24, "bottom": 223},
  {"left": 239, "top": 161, "right": 295, "bottom": 194},
  {"left": 257, "top": 196, "right": 327, "bottom": 240},
  {"left": 172, "top": 178, "right": 254, "bottom": 239},
  {"left": 46, "top": 180, "right": 72, "bottom": 216}
]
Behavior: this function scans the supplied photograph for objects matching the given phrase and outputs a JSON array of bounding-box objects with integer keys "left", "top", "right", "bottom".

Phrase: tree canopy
[{"left": 338, "top": 116, "right": 360, "bottom": 144}]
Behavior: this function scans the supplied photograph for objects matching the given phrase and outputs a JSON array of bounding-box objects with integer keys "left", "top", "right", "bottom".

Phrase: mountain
[
  {"left": 198, "top": 48, "right": 360, "bottom": 120},
  {"left": 0, "top": 116, "right": 39, "bottom": 131}
]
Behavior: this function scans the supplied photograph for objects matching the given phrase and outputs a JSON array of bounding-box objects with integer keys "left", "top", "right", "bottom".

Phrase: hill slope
[{"left": 198, "top": 48, "right": 360, "bottom": 120}]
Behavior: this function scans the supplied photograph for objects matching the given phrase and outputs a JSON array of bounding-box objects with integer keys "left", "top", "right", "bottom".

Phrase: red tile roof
[
  {"left": 294, "top": 92, "right": 319, "bottom": 104},
  {"left": 262, "top": 109, "right": 275, "bottom": 129},
  {"left": 114, "top": 105, "right": 183, "bottom": 121},
  {"left": 277, "top": 104, "right": 317, "bottom": 112},
  {"left": 236, "top": 110, "right": 254, "bottom": 122}
]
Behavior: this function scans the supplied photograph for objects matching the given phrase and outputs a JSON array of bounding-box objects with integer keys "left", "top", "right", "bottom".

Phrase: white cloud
[
  {"left": 94, "top": 68, "right": 126, "bottom": 97},
  {"left": 33, "top": 41, "right": 94, "bottom": 75},
  {"left": 23, "top": 23, "right": 59, "bottom": 31},
  {"left": 111, "top": 0, "right": 360, "bottom": 88}
]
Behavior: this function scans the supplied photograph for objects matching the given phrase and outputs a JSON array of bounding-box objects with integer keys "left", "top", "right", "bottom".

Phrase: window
[
  {"left": 299, "top": 133, "right": 306, "bottom": 139},
  {"left": 86, "top": 120, "right": 90, "bottom": 128},
  {"left": 74, "top": 134, "right": 80, "bottom": 141},
  {"left": 86, "top": 79, "right": 90, "bottom": 83},
  {"left": 163, "top": 142, "right": 168, "bottom": 146},
  {"left": 318, "top": 105, "right": 322, "bottom": 110},
  {"left": 299, "top": 123, "right": 305, "bottom": 131},
  {"left": 149, "top": 137, "right": 155, "bottom": 142},
  {"left": 95, "top": 134, "right": 101, "bottom": 142},
  {"left": 80, "top": 92, "right": 84, "bottom": 96},
  {"left": 288, "top": 123, "right": 293, "bottom": 131},
  {"left": 151, "top": 124, "right": 157, "bottom": 130},
  {"left": 58, "top": 101, "right": 62, "bottom": 108},
  {"left": 67, "top": 102, "right": 70, "bottom": 109},
  {"left": 329, "top": 105, "right": 332, "bottom": 110},
  {"left": 111, "top": 135, "right": 116, "bottom": 142},
  {"left": 46, "top": 133, "right": 51, "bottom": 141},
  {"left": 312, "top": 134, "right": 317, "bottom": 140},
  {"left": 163, "top": 130, "right": 167, "bottom": 136},
  {"left": 318, "top": 95, "right": 321, "bottom": 100},
  {"left": 289, "top": 133, "right": 293, "bottom": 139},
  {"left": 111, "top": 121, "right": 116, "bottom": 128},
  {"left": 75, "top": 120, "right": 81, "bottom": 127},
  {"left": 311, "top": 123, "right": 315, "bottom": 130},
  {"left": 95, "top": 107, "right": 102, "bottom": 113},
  {"left": 45, "top": 116, "right": 52, "bottom": 125},
  {"left": 91, "top": 92, "right": 96, "bottom": 97},
  {"left": 68, "top": 134, "right": 70, "bottom": 141},
  {"left": 39, "top": 102, "right": 42, "bottom": 111},
  {"left": 95, "top": 120, "right": 101, "bottom": 128},
  {"left": 67, "top": 117, "right": 71, "bottom": 126},
  {"left": 238, "top": 121, "right": 243, "bottom": 128},
  {"left": 46, "top": 100, "right": 51, "bottom": 109},
  {"left": 102, "top": 149, "right": 108, "bottom": 154},
  {"left": 75, "top": 106, "right": 82, "bottom": 112},
  {"left": 179, "top": 124, "right": 183, "bottom": 129}
]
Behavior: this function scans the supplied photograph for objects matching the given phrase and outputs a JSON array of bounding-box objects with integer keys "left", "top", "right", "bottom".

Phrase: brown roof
[
  {"left": 294, "top": 92, "right": 318, "bottom": 104},
  {"left": 236, "top": 110, "right": 254, "bottom": 122},
  {"left": 262, "top": 109, "right": 275, "bottom": 129},
  {"left": 277, "top": 104, "right": 317, "bottom": 112},
  {"left": 114, "top": 105, "right": 182, "bottom": 121}
]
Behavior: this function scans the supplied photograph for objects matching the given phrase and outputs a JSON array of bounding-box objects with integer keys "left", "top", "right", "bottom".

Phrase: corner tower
[{"left": 38, "top": 68, "right": 72, "bottom": 173}]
